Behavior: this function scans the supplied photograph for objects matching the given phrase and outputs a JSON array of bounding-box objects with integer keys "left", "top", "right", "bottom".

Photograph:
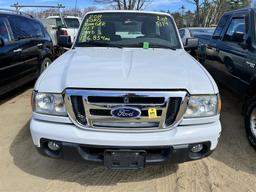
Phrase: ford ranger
[
  {"left": 199, "top": 8, "right": 256, "bottom": 148},
  {"left": 30, "top": 10, "right": 221, "bottom": 169}
]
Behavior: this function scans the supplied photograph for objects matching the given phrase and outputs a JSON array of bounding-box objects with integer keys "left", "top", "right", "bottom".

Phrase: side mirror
[
  {"left": 239, "top": 36, "right": 252, "bottom": 50},
  {"left": 58, "top": 35, "right": 72, "bottom": 48},
  {"left": 0, "top": 37, "right": 4, "bottom": 47},
  {"left": 184, "top": 38, "right": 199, "bottom": 50},
  {"left": 232, "top": 31, "right": 244, "bottom": 43}
]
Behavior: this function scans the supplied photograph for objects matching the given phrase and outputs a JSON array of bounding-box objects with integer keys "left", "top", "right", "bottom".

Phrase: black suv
[
  {"left": 0, "top": 11, "right": 54, "bottom": 95},
  {"left": 199, "top": 8, "right": 256, "bottom": 148}
]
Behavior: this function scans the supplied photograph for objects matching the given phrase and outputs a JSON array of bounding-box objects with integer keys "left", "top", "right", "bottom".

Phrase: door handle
[
  {"left": 208, "top": 46, "right": 217, "bottom": 51},
  {"left": 37, "top": 43, "right": 43, "bottom": 47},
  {"left": 13, "top": 48, "right": 22, "bottom": 53},
  {"left": 246, "top": 61, "right": 256, "bottom": 68}
]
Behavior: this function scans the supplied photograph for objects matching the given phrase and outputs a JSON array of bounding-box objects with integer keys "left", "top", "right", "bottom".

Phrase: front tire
[
  {"left": 245, "top": 98, "right": 256, "bottom": 148},
  {"left": 40, "top": 57, "right": 52, "bottom": 74}
]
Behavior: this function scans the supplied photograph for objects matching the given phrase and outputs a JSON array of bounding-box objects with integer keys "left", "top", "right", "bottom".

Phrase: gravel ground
[{"left": 0, "top": 85, "right": 255, "bottom": 192}]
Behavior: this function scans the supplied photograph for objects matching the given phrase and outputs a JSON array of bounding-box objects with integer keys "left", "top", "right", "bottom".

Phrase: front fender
[{"left": 39, "top": 47, "right": 54, "bottom": 62}]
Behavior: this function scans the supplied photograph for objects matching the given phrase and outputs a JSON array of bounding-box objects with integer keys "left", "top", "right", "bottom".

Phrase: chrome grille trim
[
  {"left": 64, "top": 89, "right": 189, "bottom": 132},
  {"left": 92, "top": 122, "right": 160, "bottom": 128}
]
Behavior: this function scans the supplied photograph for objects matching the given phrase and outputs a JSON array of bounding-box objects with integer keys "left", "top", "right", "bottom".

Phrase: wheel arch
[
  {"left": 243, "top": 77, "right": 256, "bottom": 114},
  {"left": 39, "top": 47, "right": 54, "bottom": 62}
]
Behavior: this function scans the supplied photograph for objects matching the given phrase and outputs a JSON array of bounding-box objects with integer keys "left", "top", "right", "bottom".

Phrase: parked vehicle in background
[
  {"left": 0, "top": 10, "right": 54, "bottom": 96},
  {"left": 46, "top": 16, "right": 81, "bottom": 44},
  {"left": 40, "top": 16, "right": 81, "bottom": 57},
  {"left": 199, "top": 8, "right": 256, "bottom": 148},
  {"left": 179, "top": 27, "right": 215, "bottom": 56},
  {"left": 31, "top": 10, "right": 221, "bottom": 169},
  {"left": 179, "top": 27, "right": 215, "bottom": 45}
]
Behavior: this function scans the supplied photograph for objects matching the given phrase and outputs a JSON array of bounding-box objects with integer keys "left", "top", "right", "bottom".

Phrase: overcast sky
[{"left": 0, "top": 0, "right": 195, "bottom": 12}]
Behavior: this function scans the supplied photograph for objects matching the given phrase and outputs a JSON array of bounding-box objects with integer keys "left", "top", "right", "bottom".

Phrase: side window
[
  {"left": 224, "top": 18, "right": 245, "bottom": 42},
  {"left": 179, "top": 29, "right": 185, "bottom": 38},
  {"left": 8, "top": 16, "right": 43, "bottom": 40},
  {"left": 31, "top": 21, "right": 44, "bottom": 38},
  {"left": 0, "top": 17, "right": 12, "bottom": 43},
  {"left": 213, "top": 15, "right": 230, "bottom": 39},
  {"left": 56, "top": 18, "right": 64, "bottom": 27},
  {"left": 8, "top": 16, "right": 32, "bottom": 39},
  {"left": 41, "top": 25, "right": 51, "bottom": 41}
]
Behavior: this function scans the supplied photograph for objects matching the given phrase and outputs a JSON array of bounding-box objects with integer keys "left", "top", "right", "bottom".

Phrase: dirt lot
[{"left": 0, "top": 85, "right": 255, "bottom": 192}]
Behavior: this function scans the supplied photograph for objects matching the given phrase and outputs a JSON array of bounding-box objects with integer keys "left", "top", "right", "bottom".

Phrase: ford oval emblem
[{"left": 111, "top": 107, "right": 141, "bottom": 118}]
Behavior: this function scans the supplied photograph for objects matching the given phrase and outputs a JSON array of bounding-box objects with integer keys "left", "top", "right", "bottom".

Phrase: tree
[
  {"left": 172, "top": 12, "right": 183, "bottom": 28},
  {"left": 186, "top": 0, "right": 200, "bottom": 26},
  {"left": 94, "top": 0, "right": 152, "bottom": 10},
  {"left": 201, "top": 0, "right": 250, "bottom": 27},
  {"left": 185, "top": 0, "right": 250, "bottom": 27}
]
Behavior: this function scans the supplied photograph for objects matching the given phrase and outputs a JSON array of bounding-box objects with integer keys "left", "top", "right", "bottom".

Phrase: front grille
[
  {"left": 65, "top": 89, "right": 188, "bottom": 131},
  {"left": 165, "top": 98, "right": 182, "bottom": 126},
  {"left": 89, "top": 109, "right": 163, "bottom": 117},
  {"left": 70, "top": 96, "right": 87, "bottom": 125},
  {"left": 87, "top": 96, "right": 165, "bottom": 104}
]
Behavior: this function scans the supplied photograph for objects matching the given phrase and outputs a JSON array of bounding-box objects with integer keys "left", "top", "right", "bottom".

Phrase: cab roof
[
  {"left": 86, "top": 10, "right": 172, "bottom": 17},
  {"left": 224, "top": 7, "right": 256, "bottom": 15},
  {"left": 47, "top": 16, "right": 80, "bottom": 19},
  {"left": 0, "top": 9, "right": 33, "bottom": 18}
]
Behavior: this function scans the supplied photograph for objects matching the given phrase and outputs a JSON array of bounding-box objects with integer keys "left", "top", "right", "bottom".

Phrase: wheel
[
  {"left": 40, "top": 57, "right": 52, "bottom": 74},
  {"left": 245, "top": 97, "right": 256, "bottom": 148}
]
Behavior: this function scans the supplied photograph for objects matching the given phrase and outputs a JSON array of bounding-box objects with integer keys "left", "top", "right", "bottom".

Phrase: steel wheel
[
  {"left": 40, "top": 58, "right": 52, "bottom": 74},
  {"left": 250, "top": 107, "right": 256, "bottom": 138}
]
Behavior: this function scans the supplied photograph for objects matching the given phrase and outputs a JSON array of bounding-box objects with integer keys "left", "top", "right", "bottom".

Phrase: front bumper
[
  {"left": 37, "top": 139, "right": 213, "bottom": 166},
  {"left": 30, "top": 119, "right": 221, "bottom": 148},
  {"left": 30, "top": 118, "right": 221, "bottom": 167}
]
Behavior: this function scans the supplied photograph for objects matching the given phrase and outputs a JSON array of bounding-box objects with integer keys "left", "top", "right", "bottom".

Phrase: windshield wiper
[
  {"left": 76, "top": 41, "right": 123, "bottom": 48},
  {"left": 149, "top": 44, "right": 176, "bottom": 50},
  {"left": 126, "top": 43, "right": 176, "bottom": 50}
]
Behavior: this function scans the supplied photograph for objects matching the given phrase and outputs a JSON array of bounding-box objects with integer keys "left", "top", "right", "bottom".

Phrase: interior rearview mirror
[
  {"left": 184, "top": 38, "right": 199, "bottom": 50},
  {"left": 58, "top": 35, "right": 72, "bottom": 48}
]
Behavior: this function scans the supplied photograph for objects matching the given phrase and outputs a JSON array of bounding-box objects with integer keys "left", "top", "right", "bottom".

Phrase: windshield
[
  {"left": 56, "top": 18, "right": 80, "bottom": 28},
  {"left": 75, "top": 13, "right": 181, "bottom": 49}
]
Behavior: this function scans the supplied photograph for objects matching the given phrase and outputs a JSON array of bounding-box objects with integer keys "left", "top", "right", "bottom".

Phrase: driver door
[
  {"left": 220, "top": 15, "right": 248, "bottom": 81},
  {"left": 0, "top": 16, "right": 25, "bottom": 88}
]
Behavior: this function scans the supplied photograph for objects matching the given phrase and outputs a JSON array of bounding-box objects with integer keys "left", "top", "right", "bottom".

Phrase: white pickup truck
[
  {"left": 30, "top": 10, "right": 221, "bottom": 169},
  {"left": 46, "top": 16, "right": 81, "bottom": 44}
]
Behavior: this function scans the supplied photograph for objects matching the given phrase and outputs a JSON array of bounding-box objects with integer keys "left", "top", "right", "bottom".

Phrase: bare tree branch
[{"left": 94, "top": 0, "right": 151, "bottom": 10}]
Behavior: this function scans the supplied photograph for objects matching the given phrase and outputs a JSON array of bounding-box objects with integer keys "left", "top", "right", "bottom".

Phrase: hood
[{"left": 35, "top": 47, "right": 217, "bottom": 94}]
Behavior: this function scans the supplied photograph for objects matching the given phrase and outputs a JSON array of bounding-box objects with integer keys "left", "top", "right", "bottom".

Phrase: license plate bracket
[{"left": 104, "top": 150, "right": 146, "bottom": 169}]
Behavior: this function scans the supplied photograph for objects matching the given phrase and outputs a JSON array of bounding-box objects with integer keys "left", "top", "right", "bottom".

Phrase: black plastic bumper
[{"left": 37, "top": 139, "right": 213, "bottom": 168}]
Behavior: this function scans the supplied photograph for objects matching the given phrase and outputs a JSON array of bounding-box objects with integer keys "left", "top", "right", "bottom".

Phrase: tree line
[
  {"left": 93, "top": 0, "right": 250, "bottom": 27},
  {"left": 175, "top": 0, "right": 250, "bottom": 28},
  {"left": 25, "top": 0, "right": 251, "bottom": 28}
]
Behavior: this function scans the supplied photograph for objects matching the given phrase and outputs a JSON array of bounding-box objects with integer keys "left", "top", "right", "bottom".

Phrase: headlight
[
  {"left": 32, "top": 92, "right": 67, "bottom": 116},
  {"left": 184, "top": 95, "right": 220, "bottom": 118}
]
